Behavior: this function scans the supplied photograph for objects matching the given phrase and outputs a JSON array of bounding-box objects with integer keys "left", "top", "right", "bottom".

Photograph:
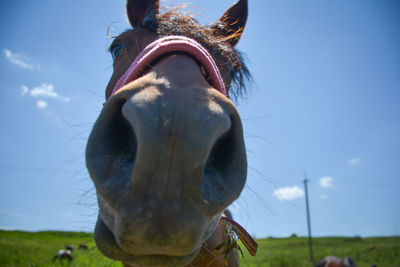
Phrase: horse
[
  {"left": 52, "top": 248, "right": 73, "bottom": 263},
  {"left": 86, "top": 0, "right": 254, "bottom": 266},
  {"left": 78, "top": 244, "right": 89, "bottom": 250},
  {"left": 315, "top": 256, "right": 358, "bottom": 267}
]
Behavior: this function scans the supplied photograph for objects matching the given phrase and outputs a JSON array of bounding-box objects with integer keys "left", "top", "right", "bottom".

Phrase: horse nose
[
  {"left": 87, "top": 74, "right": 247, "bottom": 220},
  {"left": 86, "top": 75, "right": 247, "bottom": 255},
  {"left": 120, "top": 84, "right": 232, "bottom": 200}
]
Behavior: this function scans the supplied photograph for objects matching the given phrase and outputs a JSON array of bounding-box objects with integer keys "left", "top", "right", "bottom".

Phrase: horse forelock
[
  {"left": 107, "top": 6, "right": 250, "bottom": 100},
  {"left": 156, "top": 9, "right": 252, "bottom": 99}
]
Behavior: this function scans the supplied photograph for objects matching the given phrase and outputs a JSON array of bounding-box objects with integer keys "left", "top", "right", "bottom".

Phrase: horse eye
[{"left": 111, "top": 45, "right": 124, "bottom": 60}]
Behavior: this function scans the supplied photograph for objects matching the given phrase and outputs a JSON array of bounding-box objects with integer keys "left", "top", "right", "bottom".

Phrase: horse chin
[{"left": 94, "top": 216, "right": 214, "bottom": 267}]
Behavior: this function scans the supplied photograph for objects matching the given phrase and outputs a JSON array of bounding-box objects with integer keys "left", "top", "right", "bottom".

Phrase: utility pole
[{"left": 303, "top": 172, "right": 314, "bottom": 263}]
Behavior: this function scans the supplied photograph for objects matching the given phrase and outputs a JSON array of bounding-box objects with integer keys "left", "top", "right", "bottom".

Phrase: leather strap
[{"left": 220, "top": 216, "right": 258, "bottom": 256}]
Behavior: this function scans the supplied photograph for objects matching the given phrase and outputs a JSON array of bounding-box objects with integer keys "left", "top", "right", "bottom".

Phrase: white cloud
[
  {"left": 21, "top": 83, "right": 70, "bottom": 103},
  {"left": 273, "top": 186, "right": 304, "bottom": 201},
  {"left": 36, "top": 100, "right": 48, "bottom": 109},
  {"left": 347, "top": 158, "right": 361, "bottom": 166},
  {"left": 320, "top": 176, "right": 333, "bottom": 189},
  {"left": 3, "top": 49, "right": 38, "bottom": 70},
  {"left": 21, "top": 85, "right": 29, "bottom": 96}
]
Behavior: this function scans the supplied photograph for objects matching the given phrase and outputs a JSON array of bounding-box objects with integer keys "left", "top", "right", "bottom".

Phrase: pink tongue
[{"left": 109, "top": 36, "right": 226, "bottom": 99}]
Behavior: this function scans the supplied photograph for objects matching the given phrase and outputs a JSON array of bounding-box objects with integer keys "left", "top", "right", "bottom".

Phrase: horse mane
[{"left": 155, "top": 8, "right": 252, "bottom": 99}]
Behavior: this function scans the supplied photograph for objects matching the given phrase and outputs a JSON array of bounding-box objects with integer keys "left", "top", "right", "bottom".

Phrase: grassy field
[
  {"left": 0, "top": 230, "right": 399, "bottom": 267},
  {"left": 240, "top": 236, "right": 399, "bottom": 267}
]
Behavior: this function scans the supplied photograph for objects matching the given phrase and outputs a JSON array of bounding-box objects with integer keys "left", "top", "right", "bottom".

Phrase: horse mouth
[
  {"left": 122, "top": 249, "right": 201, "bottom": 267},
  {"left": 95, "top": 216, "right": 208, "bottom": 267}
]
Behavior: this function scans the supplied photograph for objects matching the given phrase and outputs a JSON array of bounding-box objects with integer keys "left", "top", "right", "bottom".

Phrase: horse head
[{"left": 86, "top": 1, "right": 249, "bottom": 266}]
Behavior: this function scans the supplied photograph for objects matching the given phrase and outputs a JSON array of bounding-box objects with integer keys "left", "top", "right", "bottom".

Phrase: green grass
[
  {"left": 0, "top": 230, "right": 121, "bottom": 267},
  {"left": 239, "top": 236, "right": 400, "bottom": 267},
  {"left": 0, "top": 230, "right": 399, "bottom": 267}
]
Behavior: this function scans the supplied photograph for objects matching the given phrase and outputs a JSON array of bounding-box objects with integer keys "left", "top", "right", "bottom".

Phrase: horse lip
[
  {"left": 119, "top": 241, "right": 202, "bottom": 267},
  {"left": 121, "top": 247, "right": 201, "bottom": 267},
  {"left": 95, "top": 216, "right": 203, "bottom": 267}
]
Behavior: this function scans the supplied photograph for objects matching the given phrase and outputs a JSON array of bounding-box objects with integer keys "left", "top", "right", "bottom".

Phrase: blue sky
[{"left": 0, "top": 0, "right": 399, "bottom": 238}]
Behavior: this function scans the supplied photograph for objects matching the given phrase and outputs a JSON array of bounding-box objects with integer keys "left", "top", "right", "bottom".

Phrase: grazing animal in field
[
  {"left": 79, "top": 244, "right": 89, "bottom": 250},
  {"left": 52, "top": 249, "right": 73, "bottom": 263},
  {"left": 86, "top": 0, "right": 255, "bottom": 266},
  {"left": 315, "top": 256, "right": 358, "bottom": 267}
]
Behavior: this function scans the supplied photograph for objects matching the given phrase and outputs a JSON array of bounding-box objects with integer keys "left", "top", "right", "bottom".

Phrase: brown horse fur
[
  {"left": 315, "top": 256, "right": 358, "bottom": 267},
  {"left": 86, "top": 1, "right": 250, "bottom": 266}
]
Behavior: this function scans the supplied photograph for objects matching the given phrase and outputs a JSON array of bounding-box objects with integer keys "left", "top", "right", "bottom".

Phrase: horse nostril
[
  {"left": 202, "top": 115, "right": 243, "bottom": 210},
  {"left": 205, "top": 123, "right": 235, "bottom": 175},
  {"left": 103, "top": 100, "right": 137, "bottom": 167}
]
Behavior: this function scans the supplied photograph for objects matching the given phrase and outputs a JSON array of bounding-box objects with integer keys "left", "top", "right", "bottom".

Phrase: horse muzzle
[{"left": 86, "top": 64, "right": 246, "bottom": 266}]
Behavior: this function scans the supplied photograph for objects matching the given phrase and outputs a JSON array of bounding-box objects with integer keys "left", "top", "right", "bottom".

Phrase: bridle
[
  {"left": 219, "top": 215, "right": 258, "bottom": 257},
  {"left": 108, "top": 35, "right": 227, "bottom": 100}
]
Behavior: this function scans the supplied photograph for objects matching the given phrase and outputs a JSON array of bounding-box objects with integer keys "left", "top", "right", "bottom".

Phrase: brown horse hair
[
  {"left": 110, "top": 6, "right": 251, "bottom": 100},
  {"left": 156, "top": 8, "right": 252, "bottom": 99}
]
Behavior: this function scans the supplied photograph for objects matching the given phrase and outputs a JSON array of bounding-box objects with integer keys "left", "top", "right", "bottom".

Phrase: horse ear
[
  {"left": 212, "top": 0, "right": 248, "bottom": 47},
  {"left": 126, "top": 0, "right": 160, "bottom": 30}
]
